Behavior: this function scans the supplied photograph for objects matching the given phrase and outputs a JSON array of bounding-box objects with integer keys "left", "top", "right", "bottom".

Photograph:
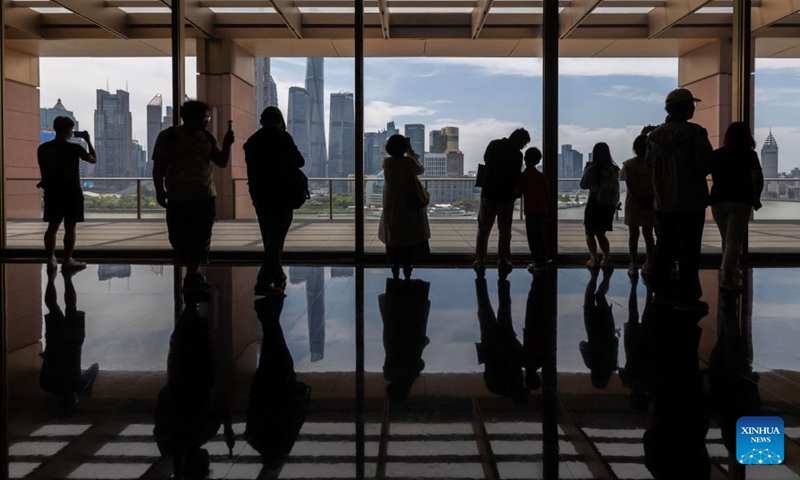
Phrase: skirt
[{"left": 584, "top": 195, "right": 616, "bottom": 232}]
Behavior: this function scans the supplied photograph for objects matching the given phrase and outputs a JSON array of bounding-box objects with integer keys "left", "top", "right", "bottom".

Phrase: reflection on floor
[{"left": 4, "top": 263, "right": 800, "bottom": 479}]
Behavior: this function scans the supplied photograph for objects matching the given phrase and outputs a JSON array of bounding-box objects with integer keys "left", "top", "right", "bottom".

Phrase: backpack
[
  {"left": 594, "top": 169, "right": 620, "bottom": 206},
  {"left": 286, "top": 166, "right": 310, "bottom": 209}
]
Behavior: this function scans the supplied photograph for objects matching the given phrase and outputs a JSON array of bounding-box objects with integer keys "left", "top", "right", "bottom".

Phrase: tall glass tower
[{"left": 306, "top": 58, "right": 327, "bottom": 178}]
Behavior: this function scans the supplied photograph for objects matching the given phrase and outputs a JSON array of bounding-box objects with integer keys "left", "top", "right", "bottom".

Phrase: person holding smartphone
[
  {"left": 152, "top": 101, "right": 235, "bottom": 294},
  {"left": 38, "top": 116, "right": 97, "bottom": 272}
]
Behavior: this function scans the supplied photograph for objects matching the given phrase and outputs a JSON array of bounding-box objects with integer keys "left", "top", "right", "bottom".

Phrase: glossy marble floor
[{"left": 3, "top": 263, "right": 800, "bottom": 479}]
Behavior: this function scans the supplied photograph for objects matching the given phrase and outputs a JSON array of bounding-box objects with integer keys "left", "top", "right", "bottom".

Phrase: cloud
[
  {"left": 595, "top": 85, "right": 663, "bottom": 104},
  {"left": 756, "top": 59, "right": 800, "bottom": 71},
  {"left": 403, "top": 57, "right": 678, "bottom": 78},
  {"left": 365, "top": 101, "right": 438, "bottom": 131}
]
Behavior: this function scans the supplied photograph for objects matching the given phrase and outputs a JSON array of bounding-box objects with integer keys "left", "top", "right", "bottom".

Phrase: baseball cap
[{"left": 665, "top": 88, "right": 701, "bottom": 106}]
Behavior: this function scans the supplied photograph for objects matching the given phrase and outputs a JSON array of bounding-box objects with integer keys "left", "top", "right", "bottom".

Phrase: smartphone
[{"left": 227, "top": 120, "right": 233, "bottom": 132}]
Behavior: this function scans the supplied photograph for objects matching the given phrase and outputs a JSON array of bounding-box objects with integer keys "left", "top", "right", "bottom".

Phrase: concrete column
[
  {"left": 4, "top": 48, "right": 40, "bottom": 219},
  {"left": 678, "top": 39, "right": 732, "bottom": 149},
  {"left": 196, "top": 39, "right": 256, "bottom": 220}
]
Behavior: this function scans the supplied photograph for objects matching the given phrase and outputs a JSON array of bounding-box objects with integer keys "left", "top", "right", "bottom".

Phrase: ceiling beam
[
  {"left": 50, "top": 0, "right": 129, "bottom": 38},
  {"left": 559, "top": 0, "right": 602, "bottom": 39},
  {"left": 471, "top": 0, "right": 494, "bottom": 39},
  {"left": 377, "top": 0, "right": 390, "bottom": 39},
  {"left": 158, "top": 0, "right": 215, "bottom": 37},
  {"left": 647, "top": 0, "right": 715, "bottom": 39},
  {"left": 268, "top": 0, "right": 302, "bottom": 39},
  {"left": 753, "top": 0, "right": 800, "bottom": 32},
  {"left": 3, "top": 0, "right": 42, "bottom": 38}
]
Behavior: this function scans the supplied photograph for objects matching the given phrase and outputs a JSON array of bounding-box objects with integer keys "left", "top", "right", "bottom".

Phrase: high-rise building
[
  {"left": 761, "top": 129, "right": 779, "bottom": 179},
  {"left": 424, "top": 153, "right": 447, "bottom": 177},
  {"left": 405, "top": 124, "right": 425, "bottom": 166},
  {"left": 287, "top": 86, "right": 311, "bottom": 164},
  {"left": 163, "top": 106, "right": 174, "bottom": 130},
  {"left": 146, "top": 94, "right": 163, "bottom": 175},
  {"left": 430, "top": 130, "right": 446, "bottom": 154},
  {"left": 429, "top": 126, "right": 458, "bottom": 154},
  {"left": 94, "top": 89, "right": 133, "bottom": 178},
  {"left": 558, "top": 144, "right": 584, "bottom": 189},
  {"left": 364, "top": 132, "right": 384, "bottom": 175},
  {"left": 306, "top": 58, "right": 327, "bottom": 178},
  {"left": 446, "top": 151, "right": 465, "bottom": 177},
  {"left": 329, "top": 93, "right": 355, "bottom": 188},
  {"left": 131, "top": 139, "right": 147, "bottom": 177},
  {"left": 255, "top": 57, "right": 278, "bottom": 119}
]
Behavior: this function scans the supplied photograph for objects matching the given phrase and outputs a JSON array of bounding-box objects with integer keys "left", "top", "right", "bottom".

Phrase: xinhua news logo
[{"left": 736, "top": 416, "right": 784, "bottom": 465}]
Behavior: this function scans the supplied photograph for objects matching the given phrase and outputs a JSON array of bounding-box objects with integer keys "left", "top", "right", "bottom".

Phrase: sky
[{"left": 40, "top": 56, "right": 800, "bottom": 175}]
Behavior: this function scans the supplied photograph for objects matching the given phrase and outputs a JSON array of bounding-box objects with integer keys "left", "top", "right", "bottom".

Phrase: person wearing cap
[{"left": 645, "top": 88, "right": 713, "bottom": 313}]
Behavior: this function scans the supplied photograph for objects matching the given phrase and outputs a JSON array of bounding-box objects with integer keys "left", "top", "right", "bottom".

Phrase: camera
[{"left": 73, "top": 130, "right": 88, "bottom": 137}]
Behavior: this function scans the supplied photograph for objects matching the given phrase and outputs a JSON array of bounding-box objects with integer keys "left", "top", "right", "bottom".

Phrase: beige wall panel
[{"left": 4, "top": 48, "right": 39, "bottom": 86}]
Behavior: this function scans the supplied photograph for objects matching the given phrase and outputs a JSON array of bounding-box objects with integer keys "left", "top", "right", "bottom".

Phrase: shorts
[
  {"left": 43, "top": 190, "right": 84, "bottom": 223},
  {"left": 166, "top": 197, "right": 216, "bottom": 265}
]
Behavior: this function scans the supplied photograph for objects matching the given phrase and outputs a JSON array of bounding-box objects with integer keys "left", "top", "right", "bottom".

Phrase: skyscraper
[
  {"left": 255, "top": 57, "right": 278, "bottom": 119},
  {"left": 94, "top": 89, "right": 133, "bottom": 178},
  {"left": 287, "top": 86, "right": 311, "bottom": 164},
  {"left": 364, "top": 132, "right": 383, "bottom": 175},
  {"left": 405, "top": 124, "right": 425, "bottom": 166},
  {"left": 429, "top": 127, "right": 458, "bottom": 154},
  {"left": 163, "top": 106, "right": 173, "bottom": 129},
  {"left": 558, "top": 144, "right": 584, "bottom": 188},
  {"left": 131, "top": 139, "right": 147, "bottom": 177},
  {"left": 329, "top": 92, "right": 355, "bottom": 186},
  {"left": 761, "top": 129, "right": 779, "bottom": 179},
  {"left": 446, "top": 151, "right": 465, "bottom": 177},
  {"left": 146, "top": 94, "right": 162, "bottom": 175},
  {"left": 306, "top": 58, "right": 327, "bottom": 178}
]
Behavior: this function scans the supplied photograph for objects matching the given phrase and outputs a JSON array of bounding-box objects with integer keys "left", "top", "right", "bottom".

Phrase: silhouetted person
[
  {"left": 246, "top": 296, "right": 310, "bottom": 476},
  {"left": 154, "top": 300, "right": 234, "bottom": 479},
  {"left": 646, "top": 88, "right": 713, "bottom": 312},
  {"left": 580, "top": 143, "right": 620, "bottom": 270},
  {"left": 710, "top": 122, "right": 764, "bottom": 290},
  {"left": 523, "top": 273, "right": 554, "bottom": 391},
  {"left": 580, "top": 269, "right": 619, "bottom": 388},
  {"left": 618, "top": 276, "right": 652, "bottom": 411},
  {"left": 475, "top": 278, "right": 527, "bottom": 404},
  {"left": 621, "top": 131, "right": 657, "bottom": 277},
  {"left": 378, "top": 134, "right": 430, "bottom": 280},
  {"left": 709, "top": 289, "right": 760, "bottom": 467},
  {"left": 40, "top": 270, "right": 99, "bottom": 418},
  {"left": 474, "top": 128, "right": 531, "bottom": 277},
  {"left": 289, "top": 266, "right": 326, "bottom": 362},
  {"left": 244, "top": 107, "right": 305, "bottom": 296},
  {"left": 38, "top": 115, "right": 97, "bottom": 272},
  {"left": 379, "top": 277, "right": 431, "bottom": 400},
  {"left": 152, "top": 100, "right": 234, "bottom": 295},
  {"left": 642, "top": 301, "right": 710, "bottom": 479},
  {"left": 517, "top": 147, "right": 549, "bottom": 273}
]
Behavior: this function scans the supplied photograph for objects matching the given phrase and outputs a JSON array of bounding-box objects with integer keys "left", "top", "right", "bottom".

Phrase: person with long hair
[
  {"left": 580, "top": 143, "right": 620, "bottom": 269},
  {"left": 378, "top": 134, "right": 431, "bottom": 279},
  {"left": 620, "top": 131, "right": 657, "bottom": 276},
  {"left": 710, "top": 122, "right": 764, "bottom": 290}
]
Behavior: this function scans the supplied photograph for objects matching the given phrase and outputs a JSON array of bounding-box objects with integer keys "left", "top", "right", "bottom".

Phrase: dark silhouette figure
[
  {"left": 646, "top": 88, "right": 714, "bottom": 312},
  {"left": 517, "top": 147, "right": 549, "bottom": 272},
  {"left": 474, "top": 128, "right": 531, "bottom": 277},
  {"left": 289, "top": 267, "right": 326, "bottom": 362},
  {"left": 152, "top": 100, "right": 234, "bottom": 295},
  {"left": 246, "top": 296, "right": 310, "bottom": 476},
  {"left": 244, "top": 106, "right": 305, "bottom": 296},
  {"left": 378, "top": 134, "right": 430, "bottom": 280},
  {"left": 642, "top": 297, "right": 710, "bottom": 479},
  {"left": 709, "top": 287, "right": 760, "bottom": 471},
  {"left": 153, "top": 299, "right": 234, "bottom": 479},
  {"left": 580, "top": 142, "right": 620, "bottom": 270},
  {"left": 379, "top": 277, "right": 431, "bottom": 400},
  {"left": 618, "top": 276, "right": 653, "bottom": 411},
  {"left": 620, "top": 131, "right": 657, "bottom": 277},
  {"left": 40, "top": 270, "right": 99, "bottom": 418},
  {"left": 38, "top": 115, "right": 97, "bottom": 272},
  {"left": 523, "top": 272, "right": 553, "bottom": 391},
  {"left": 475, "top": 278, "right": 528, "bottom": 404},
  {"left": 710, "top": 122, "right": 764, "bottom": 290},
  {"left": 580, "top": 269, "right": 619, "bottom": 389}
]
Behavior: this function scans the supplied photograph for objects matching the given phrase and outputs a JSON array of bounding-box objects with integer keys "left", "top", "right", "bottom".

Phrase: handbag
[
  {"left": 407, "top": 174, "right": 430, "bottom": 209},
  {"left": 475, "top": 163, "right": 485, "bottom": 187}
]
